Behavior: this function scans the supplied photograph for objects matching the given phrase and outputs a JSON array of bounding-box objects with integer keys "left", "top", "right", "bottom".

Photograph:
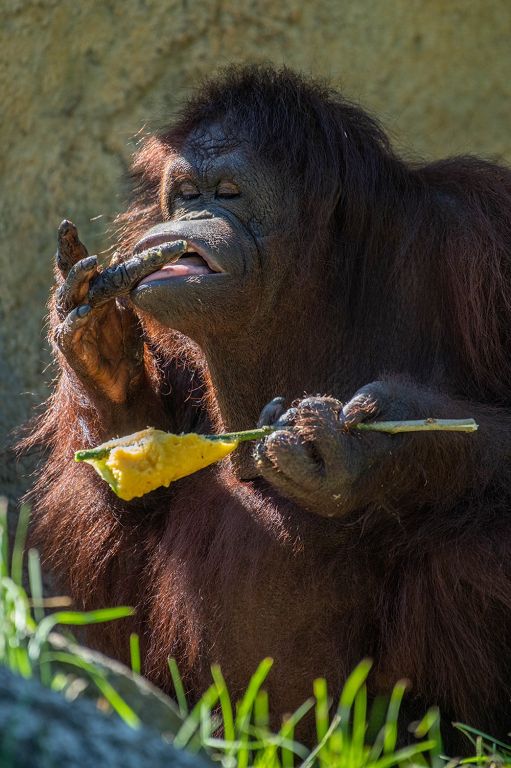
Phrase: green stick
[
  {"left": 187, "top": 418, "right": 478, "bottom": 440},
  {"left": 75, "top": 419, "right": 477, "bottom": 462},
  {"left": 354, "top": 418, "right": 478, "bottom": 434},
  {"left": 76, "top": 447, "right": 116, "bottom": 461},
  {"left": 207, "top": 425, "right": 277, "bottom": 442}
]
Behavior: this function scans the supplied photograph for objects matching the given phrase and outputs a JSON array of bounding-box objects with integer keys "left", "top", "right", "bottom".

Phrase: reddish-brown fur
[{"left": 23, "top": 66, "right": 511, "bottom": 751}]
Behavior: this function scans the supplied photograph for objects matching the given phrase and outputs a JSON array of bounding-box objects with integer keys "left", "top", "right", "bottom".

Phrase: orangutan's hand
[
  {"left": 257, "top": 381, "right": 486, "bottom": 518},
  {"left": 52, "top": 220, "right": 147, "bottom": 405},
  {"left": 255, "top": 388, "right": 400, "bottom": 518},
  {"left": 53, "top": 220, "right": 185, "bottom": 406}
]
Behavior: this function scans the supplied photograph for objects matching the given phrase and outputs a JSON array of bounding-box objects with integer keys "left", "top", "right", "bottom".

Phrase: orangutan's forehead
[
  {"left": 164, "top": 123, "right": 256, "bottom": 186},
  {"left": 183, "top": 123, "right": 247, "bottom": 163}
]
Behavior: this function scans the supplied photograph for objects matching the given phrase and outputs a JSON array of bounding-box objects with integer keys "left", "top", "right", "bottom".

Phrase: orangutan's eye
[
  {"left": 216, "top": 181, "right": 240, "bottom": 199},
  {"left": 178, "top": 181, "right": 201, "bottom": 200}
]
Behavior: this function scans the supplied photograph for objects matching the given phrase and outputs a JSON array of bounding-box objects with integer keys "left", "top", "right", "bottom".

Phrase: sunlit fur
[{"left": 22, "top": 65, "right": 511, "bottom": 751}]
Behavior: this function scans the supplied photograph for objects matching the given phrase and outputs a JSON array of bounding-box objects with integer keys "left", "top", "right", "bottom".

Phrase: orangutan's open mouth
[
  {"left": 133, "top": 234, "right": 222, "bottom": 285},
  {"left": 140, "top": 250, "right": 216, "bottom": 283}
]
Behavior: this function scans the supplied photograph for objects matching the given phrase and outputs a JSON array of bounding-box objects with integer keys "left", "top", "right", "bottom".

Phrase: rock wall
[{"left": 1, "top": 0, "right": 510, "bottom": 497}]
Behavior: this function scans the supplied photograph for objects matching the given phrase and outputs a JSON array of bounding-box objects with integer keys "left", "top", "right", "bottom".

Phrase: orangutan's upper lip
[{"left": 133, "top": 233, "right": 222, "bottom": 273}]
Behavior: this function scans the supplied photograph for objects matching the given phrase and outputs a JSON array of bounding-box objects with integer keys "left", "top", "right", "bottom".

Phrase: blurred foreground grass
[{"left": 1, "top": 496, "right": 509, "bottom": 767}]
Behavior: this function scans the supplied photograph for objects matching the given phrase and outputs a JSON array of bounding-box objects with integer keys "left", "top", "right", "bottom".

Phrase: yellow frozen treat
[
  {"left": 75, "top": 428, "right": 238, "bottom": 500},
  {"left": 74, "top": 419, "right": 474, "bottom": 501}
]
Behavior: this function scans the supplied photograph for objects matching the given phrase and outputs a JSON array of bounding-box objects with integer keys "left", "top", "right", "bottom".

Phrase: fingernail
[
  {"left": 58, "top": 219, "right": 75, "bottom": 234},
  {"left": 77, "top": 304, "right": 91, "bottom": 317},
  {"left": 166, "top": 240, "right": 186, "bottom": 250},
  {"left": 82, "top": 255, "right": 97, "bottom": 270}
]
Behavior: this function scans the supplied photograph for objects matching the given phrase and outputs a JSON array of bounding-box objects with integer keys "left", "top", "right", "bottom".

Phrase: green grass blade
[
  {"left": 90, "top": 673, "right": 141, "bottom": 729},
  {"left": 211, "top": 664, "right": 235, "bottom": 743},
  {"left": 371, "top": 739, "right": 437, "bottom": 768},
  {"left": 199, "top": 699, "right": 214, "bottom": 748},
  {"left": 274, "top": 699, "right": 316, "bottom": 764},
  {"left": 254, "top": 689, "right": 270, "bottom": 730},
  {"left": 279, "top": 697, "right": 315, "bottom": 734},
  {"left": 44, "top": 651, "right": 140, "bottom": 728},
  {"left": 351, "top": 680, "right": 368, "bottom": 761},
  {"left": 281, "top": 715, "right": 295, "bottom": 768},
  {"left": 313, "top": 677, "right": 330, "bottom": 768},
  {"left": 313, "top": 678, "right": 329, "bottom": 745},
  {"left": 0, "top": 497, "right": 9, "bottom": 579},
  {"left": 27, "top": 548, "right": 49, "bottom": 682},
  {"left": 234, "top": 660, "right": 273, "bottom": 768},
  {"left": 382, "top": 680, "right": 407, "bottom": 754},
  {"left": 414, "top": 707, "right": 443, "bottom": 767},
  {"left": 173, "top": 683, "right": 220, "bottom": 750},
  {"left": 336, "top": 658, "right": 372, "bottom": 736},
  {"left": 27, "top": 548, "right": 44, "bottom": 624},
  {"left": 129, "top": 632, "right": 141, "bottom": 675},
  {"left": 51, "top": 606, "right": 135, "bottom": 625},
  {"left": 235, "top": 657, "right": 273, "bottom": 731},
  {"left": 300, "top": 714, "right": 341, "bottom": 768},
  {"left": 13, "top": 645, "right": 32, "bottom": 678},
  {"left": 453, "top": 722, "right": 511, "bottom": 754},
  {"left": 168, "top": 656, "right": 189, "bottom": 716},
  {"left": 11, "top": 503, "right": 30, "bottom": 586},
  {"left": 236, "top": 736, "right": 251, "bottom": 768},
  {"left": 29, "top": 606, "right": 134, "bottom": 663}
]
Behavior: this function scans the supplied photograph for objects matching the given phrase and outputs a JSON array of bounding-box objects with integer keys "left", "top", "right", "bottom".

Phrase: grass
[
  {"left": 165, "top": 658, "right": 442, "bottom": 768},
  {"left": 1, "top": 495, "right": 510, "bottom": 767},
  {"left": 0, "top": 497, "right": 139, "bottom": 725}
]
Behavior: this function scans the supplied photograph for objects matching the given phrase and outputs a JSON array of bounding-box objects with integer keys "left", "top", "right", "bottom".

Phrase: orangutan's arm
[{"left": 256, "top": 378, "right": 511, "bottom": 520}]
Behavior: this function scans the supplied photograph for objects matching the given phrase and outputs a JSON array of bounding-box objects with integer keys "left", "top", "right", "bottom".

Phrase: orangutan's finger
[
  {"left": 87, "top": 240, "right": 187, "bottom": 307},
  {"left": 257, "top": 397, "right": 287, "bottom": 427},
  {"left": 55, "top": 220, "right": 89, "bottom": 279},
  {"left": 53, "top": 304, "right": 92, "bottom": 359},
  {"left": 55, "top": 256, "right": 98, "bottom": 320}
]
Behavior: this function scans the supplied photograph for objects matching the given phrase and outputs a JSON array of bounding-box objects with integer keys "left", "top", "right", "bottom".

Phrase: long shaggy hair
[{"left": 22, "top": 65, "right": 511, "bottom": 751}]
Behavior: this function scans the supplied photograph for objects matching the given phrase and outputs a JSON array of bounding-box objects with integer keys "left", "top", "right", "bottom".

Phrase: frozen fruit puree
[{"left": 76, "top": 428, "right": 237, "bottom": 500}]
